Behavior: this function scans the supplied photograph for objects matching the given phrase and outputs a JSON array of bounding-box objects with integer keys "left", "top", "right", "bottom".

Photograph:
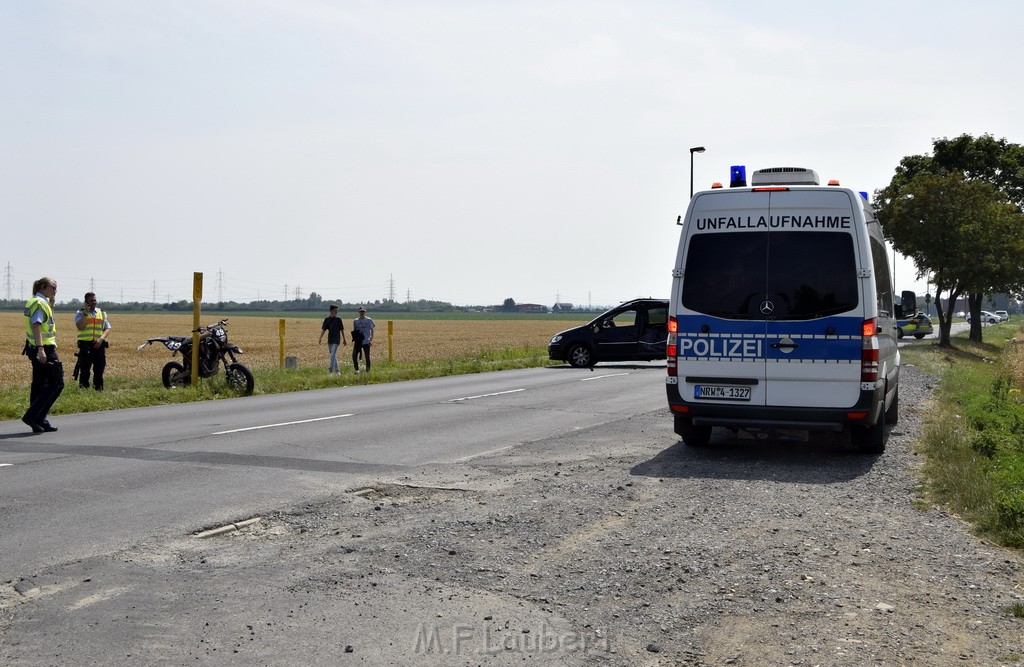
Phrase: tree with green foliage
[
  {"left": 881, "top": 173, "right": 1024, "bottom": 345},
  {"left": 875, "top": 134, "right": 1024, "bottom": 344}
]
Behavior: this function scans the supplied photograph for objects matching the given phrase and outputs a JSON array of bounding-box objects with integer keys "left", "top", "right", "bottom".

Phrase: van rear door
[
  {"left": 760, "top": 189, "right": 862, "bottom": 408},
  {"left": 678, "top": 190, "right": 771, "bottom": 407}
]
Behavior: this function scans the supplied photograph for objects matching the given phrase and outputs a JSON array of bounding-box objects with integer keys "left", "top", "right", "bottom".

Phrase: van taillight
[
  {"left": 667, "top": 316, "right": 678, "bottom": 377},
  {"left": 861, "top": 317, "right": 879, "bottom": 382}
]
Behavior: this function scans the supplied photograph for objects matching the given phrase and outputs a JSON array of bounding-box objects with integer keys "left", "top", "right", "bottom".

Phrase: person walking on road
[
  {"left": 75, "top": 292, "right": 111, "bottom": 390},
  {"left": 318, "top": 304, "right": 347, "bottom": 374},
  {"left": 352, "top": 307, "right": 375, "bottom": 373},
  {"left": 22, "top": 277, "right": 64, "bottom": 433}
]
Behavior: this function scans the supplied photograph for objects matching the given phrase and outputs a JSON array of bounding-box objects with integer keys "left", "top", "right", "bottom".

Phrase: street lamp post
[{"left": 689, "top": 146, "right": 706, "bottom": 198}]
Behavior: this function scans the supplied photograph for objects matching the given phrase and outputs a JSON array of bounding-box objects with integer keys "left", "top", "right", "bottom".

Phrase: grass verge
[{"left": 902, "top": 323, "right": 1024, "bottom": 550}]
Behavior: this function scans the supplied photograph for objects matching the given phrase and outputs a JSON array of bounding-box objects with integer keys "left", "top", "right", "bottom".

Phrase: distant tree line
[
  {"left": 0, "top": 291, "right": 617, "bottom": 314},
  {"left": 0, "top": 294, "right": 466, "bottom": 313}
]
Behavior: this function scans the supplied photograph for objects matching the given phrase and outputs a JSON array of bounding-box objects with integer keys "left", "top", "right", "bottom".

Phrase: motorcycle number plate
[{"left": 165, "top": 341, "right": 182, "bottom": 350}]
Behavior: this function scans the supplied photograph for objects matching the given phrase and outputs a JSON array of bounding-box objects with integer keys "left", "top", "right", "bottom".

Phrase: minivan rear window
[{"left": 682, "top": 231, "right": 858, "bottom": 320}]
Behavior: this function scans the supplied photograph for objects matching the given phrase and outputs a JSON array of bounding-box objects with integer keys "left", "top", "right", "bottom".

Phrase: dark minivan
[{"left": 548, "top": 298, "right": 669, "bottom": 367}]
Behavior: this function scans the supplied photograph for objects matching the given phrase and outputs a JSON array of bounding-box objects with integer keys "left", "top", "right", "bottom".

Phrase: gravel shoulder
[{"left": 2, "top": 364, "right": 1023, "bottom": 666}]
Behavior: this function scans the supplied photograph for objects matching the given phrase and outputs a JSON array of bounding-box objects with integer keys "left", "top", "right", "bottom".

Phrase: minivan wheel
[
  {"left": 896, "top": 327, "right": 904, "bottom": 339},
  {"left": 676, "top": 415, "right": 712, "bottom": 447},
  {"left": 568, "top": 344, "right": 594, "bottom": 368}
]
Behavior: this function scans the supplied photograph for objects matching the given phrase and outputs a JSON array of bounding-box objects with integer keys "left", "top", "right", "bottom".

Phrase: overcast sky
[{"left": 3, "top": 1, "right": 1021, "bottom": 307}]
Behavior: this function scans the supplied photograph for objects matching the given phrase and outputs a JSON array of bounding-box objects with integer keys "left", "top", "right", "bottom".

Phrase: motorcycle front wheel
[
  {"left": 226, "top": 363, "right": 255, "bottom": 396},
  {"left": 162, "top": 361, "right": 190, "bottom": 388}
]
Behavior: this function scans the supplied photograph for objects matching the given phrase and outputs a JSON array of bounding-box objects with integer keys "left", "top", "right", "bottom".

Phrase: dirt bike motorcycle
[{"left": 138, "top": 318, "right": 254, "bottom": 396}]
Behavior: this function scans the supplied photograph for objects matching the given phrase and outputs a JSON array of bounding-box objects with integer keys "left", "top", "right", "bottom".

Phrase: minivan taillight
[
  {"left": 667, "top": 316, "right": 678, "bottom": 377},
  {"left": 861, "top": 317, "right": 879, "bottom": 382}
]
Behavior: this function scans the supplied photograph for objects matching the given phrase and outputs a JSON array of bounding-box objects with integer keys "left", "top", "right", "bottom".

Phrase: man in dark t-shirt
[{"left": 318, "top": 305, "right": 348, "bottom": 374}]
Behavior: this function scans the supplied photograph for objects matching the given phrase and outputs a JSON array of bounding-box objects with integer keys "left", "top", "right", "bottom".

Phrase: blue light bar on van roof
[{"left": 730, "top": 165, "right": 747, "bottom": 188}]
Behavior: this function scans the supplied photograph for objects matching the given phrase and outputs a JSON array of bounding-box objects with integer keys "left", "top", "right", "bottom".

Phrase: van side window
[
  {"left": 870, "top": 236, "right": 893, "bottom": 317},
  {"left": 682, "top": 231, "right": 858, "bottom": 320}
]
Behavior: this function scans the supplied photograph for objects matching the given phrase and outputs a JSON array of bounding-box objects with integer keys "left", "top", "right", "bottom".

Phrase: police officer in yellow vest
[
  {"left": 22, "top": 276, "right": 64, "bottom": 433},
  {"left": 75, "top": 291, "right": 111, "bottom": 391}
]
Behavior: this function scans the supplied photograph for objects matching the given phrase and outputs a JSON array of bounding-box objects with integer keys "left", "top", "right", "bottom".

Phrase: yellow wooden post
[
  {"left": 279, "top": 319, "right": 286, "bottom": 368},
  {"left": 388, "top": 320, "right": 393, "bottom": 362},
  {"left": 191, "top": 272, "right": 202, "bottom": 386}
]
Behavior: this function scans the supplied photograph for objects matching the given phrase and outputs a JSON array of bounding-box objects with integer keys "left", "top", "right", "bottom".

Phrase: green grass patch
[{"left": 903, "top": 323, "right": 1024, "bottom": 549}]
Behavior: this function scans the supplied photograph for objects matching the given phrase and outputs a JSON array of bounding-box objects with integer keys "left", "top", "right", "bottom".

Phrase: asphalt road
[
  {"left": 4, "top": 358, "right": 1022, "bottom": 665},
  {"left": 0, "top": 364, "right": 667, "bottom": 579}
]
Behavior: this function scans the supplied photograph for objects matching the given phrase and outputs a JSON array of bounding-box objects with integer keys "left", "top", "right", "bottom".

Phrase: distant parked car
[
  {"left": 967, "top": 310, "right": 1003, "bottom": 324},
  {"left": 896, "top": 313, "right": 933, "bottom": 339},
  {"left": 548, "top": 298, "right": 668, "bottom": 367},
  {"left": 995, "top": 310, "right": 1009, "bottom": 321}
]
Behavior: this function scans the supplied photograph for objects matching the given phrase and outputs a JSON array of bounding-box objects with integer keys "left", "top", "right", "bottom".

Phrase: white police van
[{"left": 666, "top": 166, "right": 901, "bottom": 453}]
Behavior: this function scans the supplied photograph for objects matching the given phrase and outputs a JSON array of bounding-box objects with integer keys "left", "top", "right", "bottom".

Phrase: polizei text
[{"left": 679, "top": 337, "right": 763, "bottom": 359}]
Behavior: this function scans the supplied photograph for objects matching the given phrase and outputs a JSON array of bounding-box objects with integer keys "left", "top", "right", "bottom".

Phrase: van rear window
[{"left": 682, "top": 231, "right": 858, "bottom": 320}]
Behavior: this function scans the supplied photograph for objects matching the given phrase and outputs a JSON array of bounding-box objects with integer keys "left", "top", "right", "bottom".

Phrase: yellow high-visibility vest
[
  {"left": 24, "top": 296, "right": 56, "bottom": 346},
  {"left": 77, "top": 308, "right": 107, "bottom": 342}
]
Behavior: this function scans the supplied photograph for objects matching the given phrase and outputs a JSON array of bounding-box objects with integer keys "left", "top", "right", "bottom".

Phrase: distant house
[
  {"left": 552, "top": 302, "right": 574, "bottom": 312},
  {"left": 516, "top": 303, "right": 548, "bottom": 313}
]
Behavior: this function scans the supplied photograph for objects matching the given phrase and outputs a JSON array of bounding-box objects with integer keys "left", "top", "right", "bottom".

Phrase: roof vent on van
[{"left": 750, "top": 167, "right": 820, "bottom": 186}]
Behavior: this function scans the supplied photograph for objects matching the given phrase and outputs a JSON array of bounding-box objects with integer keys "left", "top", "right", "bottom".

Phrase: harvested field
[{"left": 0, "top": 312, "right": 578, "bottom": 388}]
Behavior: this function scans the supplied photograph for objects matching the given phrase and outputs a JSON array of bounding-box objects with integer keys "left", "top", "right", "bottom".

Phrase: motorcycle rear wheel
[
  {"left": 162, "top": 361, "right": 189, "bottom": 388},
  {"left": 226, "top": 363, "right": 255, "bottom": 396}
]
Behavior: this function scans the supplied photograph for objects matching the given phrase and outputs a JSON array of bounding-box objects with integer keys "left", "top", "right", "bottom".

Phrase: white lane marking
[
  {"left": 449, "top": 389, "right": 525, "bottom": 402},
  {"left": 581, "top": 372, "right": 630, "bottom": 381},
  {"left": 0, "top": 463, "right": 12, "bottom": 468},
  {"left": 212, "top": 414, "right": 355, "bottom": 435},
  {"left": 453, "top": 445, "right": 514, "bottom": 462}
]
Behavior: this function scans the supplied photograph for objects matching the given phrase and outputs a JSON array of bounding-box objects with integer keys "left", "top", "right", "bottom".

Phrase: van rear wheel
[
  {"left": 851, "top": 421, "right": 887, "bottom": 454},
  {"left": 885, "top": 384, "right": 899, "bottom": 425},
  {"left": 675, "top": 415, "right": 712, "bottom": 447}
]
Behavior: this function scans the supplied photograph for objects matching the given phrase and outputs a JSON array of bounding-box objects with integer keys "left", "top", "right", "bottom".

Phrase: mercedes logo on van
[{"left": 759, "top": 300, "right": 775, "bottom": 315}]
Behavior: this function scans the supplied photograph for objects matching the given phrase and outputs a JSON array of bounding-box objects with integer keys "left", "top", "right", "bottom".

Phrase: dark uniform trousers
[
  {"left": 24, "top": 345, "right": 64, "bottom": 426},
  {"left": 77, "top": 340, "right": 106, "bottom": 390}
]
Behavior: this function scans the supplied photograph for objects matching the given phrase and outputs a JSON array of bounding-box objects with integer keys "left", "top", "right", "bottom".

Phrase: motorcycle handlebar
[{"left": 191, "top": 318, "right": 229, "bottom": 334}]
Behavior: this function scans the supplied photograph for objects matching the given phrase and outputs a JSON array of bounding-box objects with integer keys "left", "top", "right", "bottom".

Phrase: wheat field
[{"left": 1, "top": 312, "right": 577, "bottom": 388}]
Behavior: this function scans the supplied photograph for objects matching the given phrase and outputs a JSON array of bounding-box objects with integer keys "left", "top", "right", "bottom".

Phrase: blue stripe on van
[{"left": 675, "top": 315, "right": 863, "bottom": 363}]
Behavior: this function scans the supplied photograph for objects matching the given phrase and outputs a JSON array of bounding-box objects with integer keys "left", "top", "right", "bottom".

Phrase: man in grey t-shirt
[{"left": 352, "top": 307, "right": 375, "bottom": 373}]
